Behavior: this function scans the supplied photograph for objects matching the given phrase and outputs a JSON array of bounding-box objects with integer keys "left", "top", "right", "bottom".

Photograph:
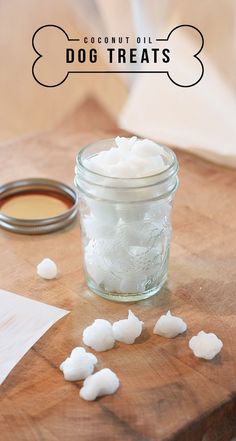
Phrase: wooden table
[{"left": 0, "top": 98, "right": 236, "bottom": 441}]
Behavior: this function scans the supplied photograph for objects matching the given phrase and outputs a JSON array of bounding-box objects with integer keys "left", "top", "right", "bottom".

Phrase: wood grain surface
[{"left": 0, "top": 98, "right": 236, "bottom": 441}]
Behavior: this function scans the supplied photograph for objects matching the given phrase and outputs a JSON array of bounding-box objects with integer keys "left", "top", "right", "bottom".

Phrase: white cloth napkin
[
  {"left": 117, "top": 2, "right": 236, "bottom": 167},
  {"left": 120, "top": 51, "right": 236, "bottom": 167},
  {"left": 0, "top": 289, "right": 69, "bottom": 384}
]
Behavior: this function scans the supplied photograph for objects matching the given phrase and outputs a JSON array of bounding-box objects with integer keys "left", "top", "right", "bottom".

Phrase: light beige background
[{"left": 0, "top": 0, "right": 127, "bottom": 141}]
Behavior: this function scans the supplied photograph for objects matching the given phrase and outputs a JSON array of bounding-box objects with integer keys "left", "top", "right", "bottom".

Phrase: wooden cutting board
[{"left": 0, "top": 98, "right": 236, "bottom": 441}]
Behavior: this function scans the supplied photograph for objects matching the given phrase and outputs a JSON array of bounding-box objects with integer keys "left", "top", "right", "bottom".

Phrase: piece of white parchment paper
[{"left": 0, "top": 288, "right": 69, "bottom": 384}]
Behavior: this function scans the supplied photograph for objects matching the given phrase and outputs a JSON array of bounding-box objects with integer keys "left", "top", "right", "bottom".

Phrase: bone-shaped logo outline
[
  {"left": 32, "top": 24, "right": 204, "bottom": 88},
  {"left": 160, "top": 24, "right": 204, "bottom": 87}
]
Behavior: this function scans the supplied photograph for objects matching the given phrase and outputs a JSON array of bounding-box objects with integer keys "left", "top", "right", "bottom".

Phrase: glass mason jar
[{"left": 75, "top": 138, "right": 179, "bottom": 302}]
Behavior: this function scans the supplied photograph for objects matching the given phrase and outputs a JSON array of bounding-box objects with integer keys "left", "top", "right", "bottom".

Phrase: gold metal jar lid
[{"left": 0, "top": 178, "right": 78, "bottom": 234}]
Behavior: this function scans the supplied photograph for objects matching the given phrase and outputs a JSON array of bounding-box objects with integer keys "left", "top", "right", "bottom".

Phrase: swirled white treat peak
[
  {"left": 112, "top": 310, "right": 143, "bottom": 344},
  {"left": 153, "top": 310, "right": 187, "bottom": 338},
  {"left": 84, "top": 137, "right": 167, "bottom": 178}
]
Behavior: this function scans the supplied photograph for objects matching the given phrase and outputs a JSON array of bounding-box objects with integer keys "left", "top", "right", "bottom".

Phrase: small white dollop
[
  {"left": 115, "top": 136, "right": 137, "bottom": 151},
  {"left": 112, "top": 310, "right": 143, "bottom": 344},
  {"left": 36, "top": 258, "right": 58, "bottom": 280},
  {"left": 153, "top": 310, "right": 187, "bottom": 338},
  {"left": 60, "top": 347, "right": 97, "bottom": 381},
  {"left": 80, "top": 368, "right": 120, "bottom": 401},
  {"left": 83, "top": 319, "right": 115, "bottom": 352},
  {"left": 189, "top": 331, "right": 223, "bottom": 360}
]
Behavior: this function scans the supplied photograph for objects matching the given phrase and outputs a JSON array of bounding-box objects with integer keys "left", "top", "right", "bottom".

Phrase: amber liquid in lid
[{"left": 0, "top": 191, "right": 73, "bottom": 220}]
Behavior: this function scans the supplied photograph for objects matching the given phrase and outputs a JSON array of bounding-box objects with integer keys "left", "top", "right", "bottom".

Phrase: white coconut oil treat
[
  {"left": 75, "top": 137, "right": 179, "bottom": 302},
  {"left": 189, "top": 331, "right": 223, "bottom": 360},
  {"left": 60, "top": 347, "right": 97, "bottom": 381},
  {"left": 153, "top": 310, "right": 187, "bottom": 338},
  {"left": 83, "top": 319, "right": 115, "bottom": 352},
  {"left": 84, "top": 137, "right": 167, "bottom": 178},
  {"left": 37, "top": 258, "right": 58, "bottom": 280},
  {"left": 80, "top": 368, "right": 120, "bottom": 401},
  {"left": 112, "top": 310, "right": 143, "bottom": 344}
]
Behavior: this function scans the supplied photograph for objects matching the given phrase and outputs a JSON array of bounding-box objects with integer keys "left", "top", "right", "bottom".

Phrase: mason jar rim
[
  {"left": 74, "top": 178, "right": 179, "bottom": 204},
  {"left": 76, "top": 137, "right": 178, "bottom": 184}
]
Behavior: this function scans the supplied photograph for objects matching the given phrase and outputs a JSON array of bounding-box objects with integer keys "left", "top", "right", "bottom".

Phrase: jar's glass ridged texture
[{"left": 75, "top": 138, "right": 179, "bottom": 302}]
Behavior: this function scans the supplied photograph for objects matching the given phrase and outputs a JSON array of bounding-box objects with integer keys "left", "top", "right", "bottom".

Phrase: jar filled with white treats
[{"left": 75, "top": 136, "right": 179, "bottom": 302}]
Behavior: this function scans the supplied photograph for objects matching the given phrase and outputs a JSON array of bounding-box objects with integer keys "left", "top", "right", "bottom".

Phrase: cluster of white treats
[
  {"left": 84, "top": 214, "right": 170, "bottom": 295},
  {"left": 81, "top": 136, "right": 172, "bottom": 296},
  {"left": 83, "top": 310, "right": 143, "bottom": 351},
  {"left": 153, "top": 311, "right": 223, "bottom": 360},
  {"left": 60, "top": 310, "right": 143, "bottom": 401},
  {"left": 60, "top": 310, "right": 223, "bottom": 401},
  {"left": 60, "top": 348, "right": 119, "bottom": 401},
  {"left": 84, "top": 136, "right": 167, "bottom": 178}
]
